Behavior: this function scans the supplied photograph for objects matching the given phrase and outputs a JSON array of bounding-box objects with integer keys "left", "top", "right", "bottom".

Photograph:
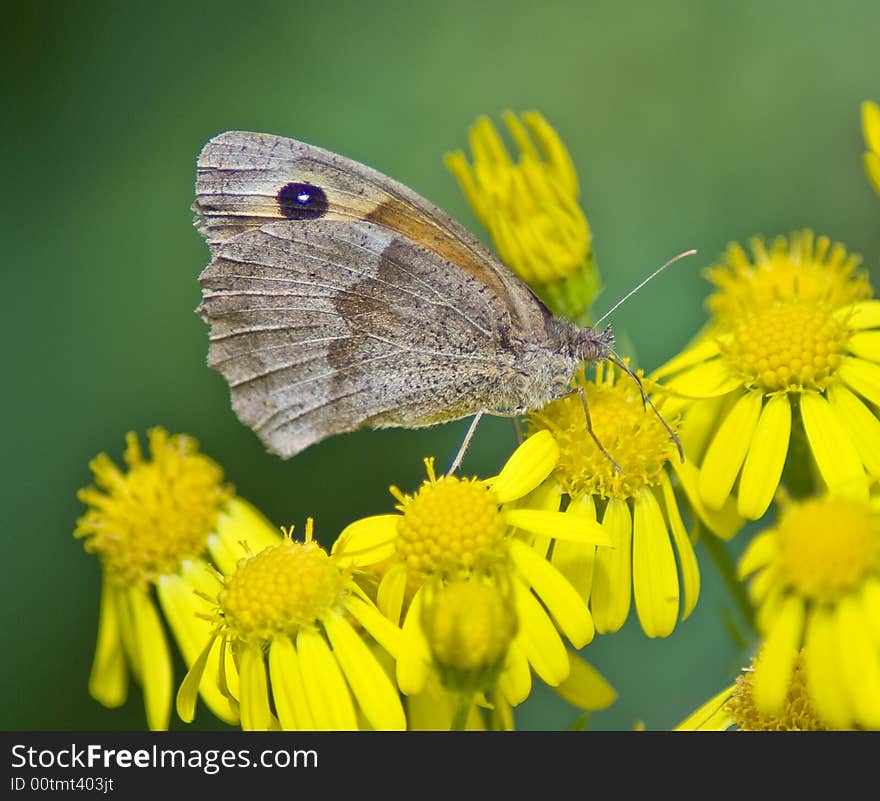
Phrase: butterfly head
[{"left": 571, "top": 324, "right": 615, "bottom": 364}]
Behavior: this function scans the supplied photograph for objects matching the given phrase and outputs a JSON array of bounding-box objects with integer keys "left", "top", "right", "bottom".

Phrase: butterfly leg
[
  {"left": 446, "top": 411, "right": 485, "bottom": 476},
  {"left": 571, "top": 386, "right": 625, "bottom": 474}
]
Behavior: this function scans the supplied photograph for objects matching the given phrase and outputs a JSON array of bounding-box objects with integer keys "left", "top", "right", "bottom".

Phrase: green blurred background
[{"left": 3, "top": 0, "right": 878, "bottom": 730}]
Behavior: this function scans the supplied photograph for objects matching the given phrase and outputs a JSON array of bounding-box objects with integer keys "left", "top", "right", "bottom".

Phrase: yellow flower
[
  {"left": 446, "top": 112, "right": 600, "bottom": 321},
  {"left": 333, "top": 431, "right": 614, "bottom": 715},
  {"left": 177, "top": 519, "right": 406, "bottom": 731},
  {"left": 864, "top": 100, "right": 880, "bottom": 196},
  {"left": 738, "top": 492, "right": 880, "bottom": 729},
  {"left": 528, "top": 364, "right": 738, "bottom": 638},
  {"left": 675, "top": 651, "right": 828, "bottom": 731},
  {"left": 74, "top": 428, "right": 280, "bottom": 730},
  {"left": 654, "top": 231, "right": 880, "bottom": 520}
]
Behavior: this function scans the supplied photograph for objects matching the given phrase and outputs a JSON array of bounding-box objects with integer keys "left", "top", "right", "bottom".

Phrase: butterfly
[{"left": 193, "top": 131, "right": 679, "bottom": 471}]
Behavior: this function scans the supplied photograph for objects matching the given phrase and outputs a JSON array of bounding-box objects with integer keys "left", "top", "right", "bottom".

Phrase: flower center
[
  {"left": 720, "top": 301, "right": 848, "bottom": 392},
  {"left": 75, "top": 428, "right": 232, "bottom": 587},
  {"left": 775, "top": 498, "right": 880, "bottom": 600},
  {"left": 219, "top": 540, "right": 346, "bottom": 640},
  {"left": 528, "top": 366, "right": 677, "bottom": 500},
  {"left": 396, "top": 476, "right": 507, "bottom": 573},
  {"left": 726, "top": 652, "right": 826, "bottom": 730}
]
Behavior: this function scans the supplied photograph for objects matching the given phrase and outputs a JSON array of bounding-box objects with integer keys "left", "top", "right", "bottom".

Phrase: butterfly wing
[{"left": 194, "top": 131, "right": 554, "bottom": 458}]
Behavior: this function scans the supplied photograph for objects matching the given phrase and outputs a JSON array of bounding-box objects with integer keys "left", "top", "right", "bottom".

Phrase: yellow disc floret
[
  {"left": 75, "top": 428, "right": 232, "bottom": 587},
  {"left": 529, "top": 365, "right": 678, "bottom": 500},
  {"left": 726, "top": 653, "right": 827, "bottom": 731},
  {"left": 219, "top": 539, "right": 346, "bottom": 641},
  {"left": 395, "top": 460, "right": 507, "bottom": 573},
  {"left": 774, "top": 497, "right": 880, "bottom": 600}
]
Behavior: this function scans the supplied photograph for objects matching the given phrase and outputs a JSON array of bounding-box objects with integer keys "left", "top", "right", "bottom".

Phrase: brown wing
[{"left": 194, "top": 130, "right": 550, "bottom": 339}]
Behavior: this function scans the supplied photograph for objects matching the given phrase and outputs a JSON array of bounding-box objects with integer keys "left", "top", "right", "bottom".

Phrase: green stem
[
  {"left": 781, "top": 395, "right": 818, "bottom": 499},
  {"left": 700, "top": 531, "right": 757, "bottom": 636},
  {"left": 451, "top": 693, "right": 473, "bottom": 731}
]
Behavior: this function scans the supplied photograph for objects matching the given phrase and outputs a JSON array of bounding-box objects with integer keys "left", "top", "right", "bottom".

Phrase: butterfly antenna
[
  {"left": 607, "top": 353, "right": 684, "bottom": 463},
  {"left": 594, "top": 249, "right": 697, "bottom": 327}
]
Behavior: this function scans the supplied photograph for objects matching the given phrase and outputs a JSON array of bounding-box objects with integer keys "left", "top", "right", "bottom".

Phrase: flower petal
[
  {"left": 376, "top": 563, "right": 408, "bottom": 626},
  {"left": 498, "top": 641, "right": 532, "bottom": 706},
  {"left": 632, "top": 488, "right": 679, "bottom": 638},
  {"left": 323, "top": 611, "right": 406, "bottom": 730},
  {"left": 677, "top": 394, "right": 727, "bottom": 465},
  {"left": 553, "top": 650, "right": 616, "bottom": 711},
  {"left": 800, "top": 391, "right": 867, "bottom": 499},
  {"left": 88, "top": 579, "right": 128, "bottom": 710},
  {"left": 332, "top": 515, "right": 399, "bottom": 566},
  {"left": 590, "top": 498, "right": 632, "bottom": 634},
  {"left": 511, "top": 578, "right": 569, "bottom": 686},
  {"left": 664, "top": 358, "right": 742, "bottom": 398},
  {"left": 738, "top": 531, "right": 778, "bottom": 579},
  {"left": 508, "top": 538, "right": 594, "bottom": 647},
  {"left": 826, "top": 383, "right": 880, "bottom": 476},
  {"left": 296, "top": 628, "right": 357, "bottom": 729},
  {"left": 342, "top": 594, "right": 403, "bottom": 659},
  {"left": 835, "top": 300, "right": 880, "bottom": 330},
  {"left": 208, "top": 497, "right": 281, "bottom": 575},
  {"left": 127, "top": 586, "right": 172, "bottom": 731},
  {"left": 804, "top": 607, "right": 852, "bottom": 730},
  {"left": 176, "top": 634, "right": 216, "bottom": 725},
  {"left": 652, "top": 336, "right": 722, "bottom": 381},
  {"left": 861, "top": 578, "right": 880, "bottom": 646},
  {"left": 550, "top": 495, "right": 597, "bottom": 602},
  {"left": 834, "top": 595, "right": 880, "bottom": 728},
  {"left": 490, "top": 430, "right": 559, "bottom": 503},
  {"left": 504, "top": 508, "right": 612, "bottom": 546},
  {"left": 838, "top": 355, "right": 880, "bottom": 409},
  {"left": 239, "top": 640, "right": 273, "bottom": 731},
  {"left": 671, "top": 457, "right": 742, "bottom": 540},
  {"left": 396, "top": 589, "right": 431, "bottom": 696},
  {"left": 699, "top": 390, "right": 762, "bottom": 510},
  {"left": 268, "top": 636, "right": 314, "bottom": 730},
  {"left": 752, "top": 594, "right": 804, "bottom": 715},
  {"left": 737, "top": 393, "right": 791, "bottom": 520},
  {"left": 674, "top": 685, "right": 736, "bottom": 731},
  {"left": 864, "top": 100, "right": 880, "bottom": 154},
  {"left": 658, "top": 472, "right": 700, "bottom": 621},
  {"left": 847, "top": 331, "right": 880, "bottom": 362}
]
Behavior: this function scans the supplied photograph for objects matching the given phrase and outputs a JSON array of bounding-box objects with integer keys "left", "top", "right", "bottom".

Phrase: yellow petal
[
  {"left": 658, "top": 472, "right": 700, "bottom": 620},
  {"left": 323, "top": 612, "right": 406, "bottom": 731},
  {"left": 342, "top": 594, "right": 403, "bottom": 659},
  {"left": 864, "top": 100, "right": 880, "bottom": 154},
  {"left": 738, "top": 531, "right": 778, "bottom": 579},
  {"left": 550, "top": 495, "right": 597, "bottom": 602},
  {"left": 553, "top": 650, "right": 617, "bottom": 711},
  {"left": 699, "top": 390, "right": 763, "bottom": 510},
  {"left": 632, "top": 488, "right": 679, "bottom": 638},
  {"left": 664, "top": 358, "right": 742, "bottom": 398},
  {"left": 498, "top": 641, "right": 532, "bottom": 706},
  {"left": 268, "top": 636, "right": 314, "bottom": 731},
  {"left": 208, "top": 497, "right": 281, "bottom": 575},
  {"left": 804, "top": 607, "right": 852, "bottom": 730},
  {"left": 127, "top": 586, "right": 172, "bottom": 731},
  {"left": 799, "top": 391, "right": 867, "bottom": 499},
  {"left": 674, "top": 684, "right": 736, "bottom": 730},
  {"left": 376, "top": 563, "right": 408, "bottom": 626},
  {"left": 88, "top": 579, "right": 128, "bottom": 709},
  {"left": 752, "top": 595, "right": 804, "bottom": 715},
  {"left": 670, "top": 456, "right": 743, "bottom": 540},
  {"left": 239, "top": 640, "right": 272, "bottom": 731},
  {"left": 296, "top": 628, "right": 358, "bottom": 730},
  {"left": 737, "top": 393, "right": 791, "bottom": 520},
  {"left": 835, "top": 300, "right": 880, "bottom": 330},
  {"left": 834, "top": 595, "right": 880, "bottom": 728},
  {"left": 838, "top": 355, "right": 880, "bottom": 408},
  {"left": 490, "top": 430, "right": 559, "bottom": 503},
  {"left": 677, "top": 394, "right": 727, "bottom": 465},
  {"left": 508, "top": 538, "right": 594, "bottom": 648},
  {"left": 826, "top": 383, "right": 880, "bottom": 476},
  {"left": 504, "top": 508, "right": 612, "bottom": 546},
  {"left": 396, "top": 589, "right": 431, "bottom": 696},
  {"left": 866, "top": 152, "right": 880, "bottom": 195},
  {"left": 652, "top": 337, "right": 722, "bottom": 381},
  {"left": 332, "top": 515, "right": 399, "bottom": 566},
  {"left": 848, "top": 331, "right": 880, "bottom": 362},
  {"left": 176, "top": 634, "right": 216, "bottom": 725},
  {"left": 511, "top": 578, "right": 569, "bottom": 686},
  {"left": 861, "top": 578, "right": 880, "bottom": 646},
  {"left": 590, "top": 498, "right": 633, "bottom": 634}
]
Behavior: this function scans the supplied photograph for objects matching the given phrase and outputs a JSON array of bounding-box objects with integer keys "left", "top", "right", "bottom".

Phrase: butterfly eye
[{"left": 277, "top": 182, "right": 329, "bottom": 220}]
